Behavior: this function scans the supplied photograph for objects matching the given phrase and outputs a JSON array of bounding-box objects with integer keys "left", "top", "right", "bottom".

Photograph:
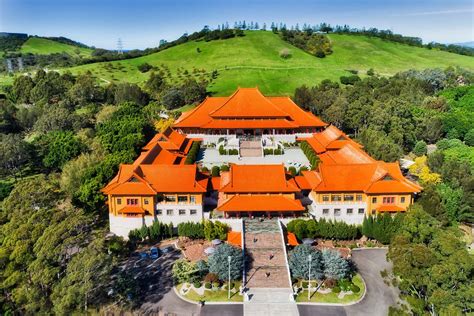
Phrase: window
[
  {"left": 190, "top": 209, "right": 197, "bottom": 215},
  {"left": 166, "top": 209, "right": 173, "bottom": 215},
  {"left": 358, "top": 208, "right": 365, "bottom": 214},
  {"left": 372, "top": 197, "right": 377, "bottom": 203},
  {"left": 401, "top": 197, "right": 406, "bottom": 203},
  {"left": 178, "top": 195, "right": 188, "bottom": 203},
  {"left": 331, "top": 195, "right": 342, "bottom": 202},
  {"left": 117, "top": 198, "right": 122, "bottom": 205},
  {"left": 179, "top": 209, "right": 186, "bottom": 215},
  {"left": 190, "top": 196, "right": 196, "bottom": 203},
  {"left": 322, "top": 195, "right": 330, "bottom": 202},
  {"left": 371, "top": 210, "right": 376, "bottom": 215},
  {"left": 347, "top": 208, "right": 353, "bottom": 215},
  {"left": 356, "top": 194, "right": 363, "bottom": 202},
  {"left": 382, "top": 174, "right": 394, "bottom": 181},
  {"left": 383, "top": 197, "right": 395, "bottom": 204},
  {"left": 334, "top": 209, "right": 341, "bottom": 216},
  {"left": 344, "top": 194, "right": 354, "bottom": 202},
  {"left": 156, "top": 209, "right": 162, "bottom": 215},
  {"left": 165, "top": 195, "right": 176, "bottom": 203},
  {"left": 322, "top": 209, "right": 329, "bottom": 215},
  {"left": 127, "top": 198, "right": 138, "bottom": 205},
  {"left": 144, "top": 199, "right": 149, "bottom": 205}
]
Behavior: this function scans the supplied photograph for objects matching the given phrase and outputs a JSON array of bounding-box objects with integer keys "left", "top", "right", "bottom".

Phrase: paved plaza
[{"left": 197, "top": 148, "right": 310, "bottom": 169}]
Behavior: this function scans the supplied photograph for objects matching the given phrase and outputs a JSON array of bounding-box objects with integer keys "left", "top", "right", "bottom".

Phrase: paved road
[
  {"left": 298, "top": 248, "right": 399, "bottom": 316},
  {"left": 140, "top": 248, "right": 397, "bottom": 316}
]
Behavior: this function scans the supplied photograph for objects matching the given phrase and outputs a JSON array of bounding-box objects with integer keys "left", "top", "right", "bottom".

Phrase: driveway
[
  {"left": 298, "top": 248, "right": 399, "bottom": 316},
  {"left": 138, "top": 248, "right": 396, "bottom": 316}
]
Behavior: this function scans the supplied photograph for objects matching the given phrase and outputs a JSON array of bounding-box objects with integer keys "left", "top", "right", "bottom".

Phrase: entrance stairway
[
  {"left": 244, "top": 219, "right": 291, "bottom": 288},
  {"left": 240, "top": 140, "right": 263, "bottom": 157}
]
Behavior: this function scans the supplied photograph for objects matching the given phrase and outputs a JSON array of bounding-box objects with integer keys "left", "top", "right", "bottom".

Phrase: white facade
[
  {"left": 186, "top": 133, "right": 313, "bottom": 145},
  {"left": 307, "top": 195, "right": 367, "bottom": 225}
]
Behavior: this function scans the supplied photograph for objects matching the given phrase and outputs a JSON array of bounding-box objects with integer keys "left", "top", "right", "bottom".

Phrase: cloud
[{"left": 393, "top": 8, "right": 474, "bottom": 17}]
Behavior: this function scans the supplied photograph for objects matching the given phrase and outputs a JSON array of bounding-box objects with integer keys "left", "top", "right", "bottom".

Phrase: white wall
[
  {"left": 211, "top": 218, "right": 243, "bottom": 232},
  {"left": 309, "top": 202, "right": 367, "bottom": 225},
  {"left": 155, "top": 203, "right": 204, "bottom": 225}
]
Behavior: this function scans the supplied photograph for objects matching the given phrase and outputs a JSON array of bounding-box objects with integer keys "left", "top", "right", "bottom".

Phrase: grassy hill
[
  {"left": 20, "top": 37, "right": 92, "bottom": 56},
  {"left": 4, "top": 31, "right": 474, "bottom": 96}
]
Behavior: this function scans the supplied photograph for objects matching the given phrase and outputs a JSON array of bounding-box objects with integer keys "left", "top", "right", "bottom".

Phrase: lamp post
[
  {"left": 308, "top": 254, "right": 312, "bottom": 301},
  {"left": 228, "top": 255, "right": 232, "bottom": 300}
]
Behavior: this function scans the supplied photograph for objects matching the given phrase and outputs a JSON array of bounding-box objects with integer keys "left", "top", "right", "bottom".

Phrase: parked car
[
  {"left": 161, "top": 246, "right": 173, "bottom": 254},
  {"left": 150, "top": 247, "right": 160, "bottom": 259},
  {"left": 139, "top": 251, "right": 148, "bottom": 259}
]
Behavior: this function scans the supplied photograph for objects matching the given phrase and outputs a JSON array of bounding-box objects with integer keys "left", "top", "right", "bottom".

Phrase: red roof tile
[{"left": 217, "top": 195, "right": 304, "bottom": 212}]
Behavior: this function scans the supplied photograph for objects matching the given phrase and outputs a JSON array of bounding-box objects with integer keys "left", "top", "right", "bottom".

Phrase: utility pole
[
  {"left": 117, "top": 38, "right": 123, "bottom": 54},
  {"left": 308, "top": 254, "right": 312, "bottom": 301},
  {"left": 228, "top": 255, "right": 232, "bottom": 300}
]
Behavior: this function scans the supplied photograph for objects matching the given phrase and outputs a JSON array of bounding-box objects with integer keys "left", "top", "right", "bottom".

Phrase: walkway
[
  {"left": 240, "top": 140, "right": 262, "bottom": 157},
  {"left": 244, "top": 219, "right": 290, "bottom": 288}
]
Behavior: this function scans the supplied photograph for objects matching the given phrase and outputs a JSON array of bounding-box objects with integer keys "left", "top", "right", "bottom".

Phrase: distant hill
[
  {"left": 66, "top": 31, "right": 474, "bottom": 96},
  {"left": 20, "top": 37, "right": 92, "bottom": 57},
  {"left": 454, "top": 41, "right": 474, "bottom": 48}
]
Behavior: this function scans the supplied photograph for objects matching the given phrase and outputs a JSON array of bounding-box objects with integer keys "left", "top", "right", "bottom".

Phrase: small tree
[
  {"left": 464, "top": 129, "right": 474, "bottom": 146},
  {"left": 279, "top": 48, "right": 291, "bottom": 59},
  {"left": 413, "top": 140, "right": 427, "bottom": 156},
  {"left": 211, "top": 165, "right": 220, "bottom": 177},
  {"left": 322, "top": 249, "right": 350, "bottom": 280},
  {"left": 172, "top": 259, "right": 197, "bottom": 283},
  {"left": 208, "top": 244, "right": 243, "bottom": 281},
  {"left": 288, "top": 245, "right": 324, "bottom": 280}
]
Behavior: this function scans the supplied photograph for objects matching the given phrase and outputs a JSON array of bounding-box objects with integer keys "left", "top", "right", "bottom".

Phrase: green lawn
[
  {"left": 177, "top": 282, "right": 243, "bottom": 302},
  {"left": 3, "top": 31, "right": 474, "bottom": 96},
  {"left": 295, "top": 274, "right": 365, "bottom": 304},
  {"left": 20, "top": 37, "right": 92, "bottom": 57},
  {"left": 66, "top": 31, "right": 474, "bottom": 96}
]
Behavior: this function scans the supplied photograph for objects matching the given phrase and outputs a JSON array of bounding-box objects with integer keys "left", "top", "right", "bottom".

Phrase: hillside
[
  {"left": 20, "top": 37, "right": 92, "bottom": 56},
  {"left": 66, "top": 31, "right": 474, "bottom": 96}
]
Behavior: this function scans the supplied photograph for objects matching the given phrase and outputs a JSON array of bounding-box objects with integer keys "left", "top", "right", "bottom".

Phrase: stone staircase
[
  {"left": 240, "top": 140, "right": 263, "bottom": 157},
  {"left": 244, "top": 219, "right": 291, "bottom": 288}
]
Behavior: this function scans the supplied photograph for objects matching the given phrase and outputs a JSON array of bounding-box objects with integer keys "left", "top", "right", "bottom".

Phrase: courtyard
[{"left": 197, "top": 147, "right": 311, "bottom": 169}]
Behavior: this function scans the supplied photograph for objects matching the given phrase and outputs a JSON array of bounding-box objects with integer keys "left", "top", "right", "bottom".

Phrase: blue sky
[{"left": 0, "top": 0, "right": 472, "bottom": 49}]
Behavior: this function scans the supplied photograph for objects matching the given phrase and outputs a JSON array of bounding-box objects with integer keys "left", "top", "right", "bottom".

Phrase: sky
[{"left": 0, "top": 0, "right": 473, "bottom": 49}]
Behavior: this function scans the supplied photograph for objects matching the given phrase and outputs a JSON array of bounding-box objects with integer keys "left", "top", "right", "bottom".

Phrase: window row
[
  {"left": 117, "top": 198, "right": 149, "bottom": 206},
  {"left": 156, "top": 209, "right": 198, "bottom": 216},
  {"left": 322, "top": 194, "right": 364, "bottom": 202},
  {"left": 322, "top": 208, "right": 365, "bottom": 216},
  {"left": 164, "top": 195, "right": 197, "bottom": 203},
  {"left": 371, "top": 196, "right": 405, "bottom": 204}
]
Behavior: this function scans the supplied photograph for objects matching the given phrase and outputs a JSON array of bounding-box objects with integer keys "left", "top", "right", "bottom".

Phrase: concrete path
[{"left": 244, "top": 288, "right": 299, "bottom": 316}]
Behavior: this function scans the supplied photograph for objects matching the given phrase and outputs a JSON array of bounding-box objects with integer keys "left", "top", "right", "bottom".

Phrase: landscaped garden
[{"left": 288, "top": 244, "right": 365, "bottom": 304}]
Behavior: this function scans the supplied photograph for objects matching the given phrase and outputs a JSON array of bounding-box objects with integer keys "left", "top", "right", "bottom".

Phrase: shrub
[
  {"left": 340, "top": 75, "right": 361, "bottom": 85},
  {"left": 177, "top": 221, "right": 204, "bottom": 239},
  {"left": 224, "top": 282, "right": 235, "bottom": 290},
  {"left": 204, "top": 282, "right": 212, "bottom": 289},
  {"left": 324, "top": 278, "right": 337, "bottom": 288},
  {"left": 193, "top": 280, "right": 202, "bottom": 288},
  {"left": 212, "top": 281, "right": 220, "bottom": 288},
  {"left": 208, "top": 244, "right": 243, "bottom": 281},
  {"left": 218, "top": 145, "right": 226, "bottom": 155},
  {"left": 332, "top": 286, "right": 341, "bottom": 293},
  {"left": 220, "top": 165, "right": 229, "bottom": 171},
  {"left": 288, "top": 166, "right": 297, "bottom": 176},
  {"left": 279, "top": 48, "right": 292, "bottom": 59},
  {"left": 350, "top": 284, "right": 360, "bottom": 293},
  {"left": 337, "top": 278, "right": 352, "bottom": 291},
  {"left": 137, "top": 63, "right": 153, "bottom": 73},
  {"left": 464, "top": 129, "right": 474, "bottom": 146},
  {"left": 211, "top": 166, "right": 220, "bottom": 177},
  {"left": 204, "top": 273, "right": 219, "bottom": 283},
  {"left": 301, "top": 281, "right": 309, "bottom": 288},
  {"left": 201, "top": 166, "right": 209, "bottom": 172},
  {"left": 315, "top": 50, "right": 326, "bottom": 58},
  {"left": 367, "top": 68, "right": 375, "bottom": 76}
]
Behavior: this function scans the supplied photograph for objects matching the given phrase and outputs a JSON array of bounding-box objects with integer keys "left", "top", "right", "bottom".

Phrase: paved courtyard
[{"left": 197, "top": 148, "right": 310, "bottom": 169}]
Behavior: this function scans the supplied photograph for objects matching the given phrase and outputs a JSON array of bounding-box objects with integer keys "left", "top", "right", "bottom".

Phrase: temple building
[{"left": 103, "top": 87, "right": 421, "bottom": 237}]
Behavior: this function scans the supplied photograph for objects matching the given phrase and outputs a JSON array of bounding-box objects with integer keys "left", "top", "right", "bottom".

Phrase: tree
[
  {"left": 33, "top": 107, "right": 79, "bottom": 133},
  {"left": 288, "top": 245, "right": 324, "bottom": 280},
  {"left": 208, "top": 244, "right": 243, "bottom": 281},
  {"left": 413, "top": 140, "right": 428, "bottom": 156},
  {"left": 181, "top": 79, "right": 207, "bottom": 105},
  {"left": 67, "top": 72, "right": 104, "bottom": 106},
  {"left": 203, "top": 220, "right": 229, "bottom": 241},
  {"left": 464, "top": 129, "right": 474, "bottom": 146},
  {"left": 145, "top": 72, "right": 165, "bottom": 97},
  {"left": 111, "top": 83, "right": 149, "bottom": 106},
  {"left": 36, "top": 131, "right": 83, "bottom": 170},
  {"left": 0, "top": 133, "right": 31, "bottom": 178},
  {"left": 172, "top": 259, "right": 197, "bottom": 283},
  {"left": 161, "top": 88, "right": 185, "bottom": 110},
  {"left": 322, "top": 249, "right": 350, "bottom": 280}
]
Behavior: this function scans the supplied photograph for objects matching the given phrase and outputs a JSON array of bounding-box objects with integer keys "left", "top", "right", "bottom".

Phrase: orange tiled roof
[
  {"left": 118, "top": 206, "right": 146, "bottom": 214},
  {"left": 103, "top": 164, "right": 207, "bottom": 194},
  {"left": 376, "top": 205, "right": 406, "bottom": 212},
  {"left": 287, "top": 232, "right": 299, "bottom": 246},
  {"left": 219, "top": 164, "right": 299, "bottom": 193},
  {"left": 302, "top": 162, "right": 421, "bottom": 193},
  {"left": 174, "top": 87, "right": 327, "bottom": 129},
  {"left": 217, "top": 195, "right": 305, "bottom": 212},
  {"left": 227, "top": 231, "right": 242, "bottom": 247},
  {"left": 294, "top": 175, "right": 311, "bottom": 190}
]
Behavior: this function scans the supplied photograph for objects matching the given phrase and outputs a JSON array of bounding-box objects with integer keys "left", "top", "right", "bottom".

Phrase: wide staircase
[
  {"left": 244, "top": 219, "right": 290, "bottom": 288},
  {"left": 240, "top": 140, "right": 263, "bottom": 157}
]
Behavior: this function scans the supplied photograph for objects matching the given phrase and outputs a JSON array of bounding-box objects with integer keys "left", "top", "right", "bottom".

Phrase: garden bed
[
  {"left": 176, "top": 281, "right": 243, "bottom": 302},
  {"left": 295, "top": 274, "right": 365, "bottom": 304}
]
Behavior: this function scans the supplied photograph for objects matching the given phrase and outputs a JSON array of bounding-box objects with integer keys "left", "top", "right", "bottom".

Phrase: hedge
[
  {"left": 185, "top": 141, "right": 201, "bottom": 164},
  {"left": 299, "top": 141, "right": 320, "bottom": 170},
  {"left": 287, "top": 218, "right": 360, "bottom": 240},
  {"left": 177, "top": 221, "right": 204, "bottom": 239}
]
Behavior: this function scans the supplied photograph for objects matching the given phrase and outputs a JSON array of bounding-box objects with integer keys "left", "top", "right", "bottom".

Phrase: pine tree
[{"left": 322, "top": 249, "right": 350, "bottom": 280}]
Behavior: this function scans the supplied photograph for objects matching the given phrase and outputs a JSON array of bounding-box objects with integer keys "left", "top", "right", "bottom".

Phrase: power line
[{"left": 117, "top": 38, "right": 123, "bottom": 54}]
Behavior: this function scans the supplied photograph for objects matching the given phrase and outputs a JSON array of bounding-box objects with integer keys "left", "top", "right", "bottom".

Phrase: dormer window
[
  {"left": 129, "top": 177, "right": 139, "bottom": 182},
  {"left": 382, "top": 175, "right": 394, "bottom": 181},
  {"left": 337, "top": 135, "right": 346, "bottom": 141}
]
